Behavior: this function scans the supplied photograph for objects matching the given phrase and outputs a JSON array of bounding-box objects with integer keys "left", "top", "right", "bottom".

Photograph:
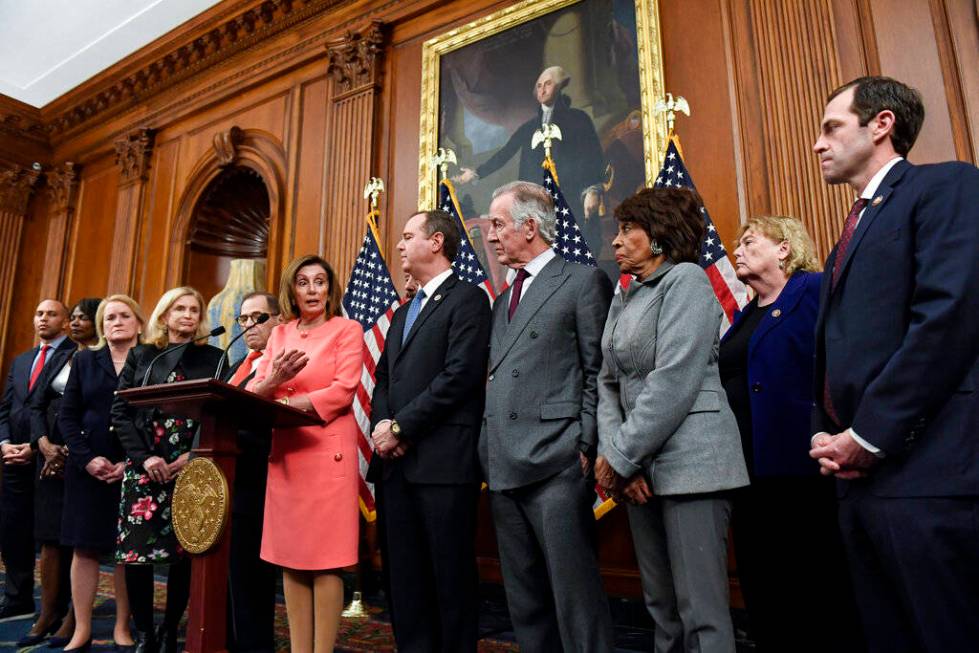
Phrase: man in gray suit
[{"left": 481, "top": 181, "right": 614, "bottom": 652}]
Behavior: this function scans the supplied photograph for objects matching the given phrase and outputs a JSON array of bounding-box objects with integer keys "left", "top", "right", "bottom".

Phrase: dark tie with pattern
[
  {"left": 508, "top": 268, "right": 531, "bottom": 321},
  {"left": 823, "top": 197, "right": 869, "bottom": 425}
]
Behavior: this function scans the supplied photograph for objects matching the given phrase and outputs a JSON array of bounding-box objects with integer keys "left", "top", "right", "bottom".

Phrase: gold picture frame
[{"left": 417, "top": 0, "right": 666, "bottom": 210}]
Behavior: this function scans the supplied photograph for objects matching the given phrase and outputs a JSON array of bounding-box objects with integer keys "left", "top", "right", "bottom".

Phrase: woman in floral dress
[{"left": 111, "top": 287, "right": 223, "bottom": 653}]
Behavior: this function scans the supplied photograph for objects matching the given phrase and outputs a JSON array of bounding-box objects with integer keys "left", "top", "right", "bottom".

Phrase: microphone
[
  {"left": 140, "top": 326, "right": 226, "bottom": 387},
  {"left": 213, "top": 313, "right": 270, "bottom": 380}
]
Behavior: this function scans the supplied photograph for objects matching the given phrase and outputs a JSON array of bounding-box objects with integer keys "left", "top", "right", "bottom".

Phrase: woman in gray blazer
[{"left": 595, "top": 187, "right": 749, "bottom": 653}]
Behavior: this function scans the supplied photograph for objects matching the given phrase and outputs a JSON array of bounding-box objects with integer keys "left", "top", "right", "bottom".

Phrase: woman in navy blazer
[
  {"left": 58, "top": 295, "right": 144, "bottom": 652},
  {"left": 719, "top": 216, "right": 862, "bottom": 652}
]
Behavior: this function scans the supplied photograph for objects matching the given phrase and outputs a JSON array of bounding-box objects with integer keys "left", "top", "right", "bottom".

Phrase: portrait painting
[{"left": 419, "top": 0, "right": 666, "bottom": 284}]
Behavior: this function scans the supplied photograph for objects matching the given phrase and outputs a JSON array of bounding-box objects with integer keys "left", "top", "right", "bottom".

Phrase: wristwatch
[{"left": 390, "top": 420, "right": 402, "bottom": 438}]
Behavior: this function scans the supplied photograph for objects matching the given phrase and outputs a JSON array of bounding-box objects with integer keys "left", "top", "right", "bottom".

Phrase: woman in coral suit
[{"left": 249, "top": 253, "right": 363, "bottom": 653}]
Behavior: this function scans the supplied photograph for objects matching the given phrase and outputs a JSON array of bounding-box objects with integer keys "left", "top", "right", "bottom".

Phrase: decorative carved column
[
  {"left": 0, "top": 165, "right": 42, "bottom": 358},
  {"left": 108, "top": 127, "right": 156, "bottom": 293},
  {"left": 38, "top": 162, "right": 81, "bottom": 301},
  {"left": 323, "top": 20, "right": 384, "bottom": 277}
]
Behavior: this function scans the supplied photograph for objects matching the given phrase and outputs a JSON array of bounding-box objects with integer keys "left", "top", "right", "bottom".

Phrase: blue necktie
[{"left": 402, "top": 289, "right": 426, "bottom": 343}]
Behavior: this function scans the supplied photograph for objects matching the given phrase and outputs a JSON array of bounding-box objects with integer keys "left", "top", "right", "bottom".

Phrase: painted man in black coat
[{"left": 455, "top": 66, "right": 606, "bottom": 248}]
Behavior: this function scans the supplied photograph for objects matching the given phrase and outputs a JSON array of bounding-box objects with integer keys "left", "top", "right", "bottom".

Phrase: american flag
[
  {"left": 543, "top": 162, "right": 597, "bottom": 267},
  {"left": 543, "top": 159, "right": 615, "bottom": 519},
  {"left": 654, "top": 137, "right": 748, "bottom": 332},
  {"left": 341, "top": 219, "right": 401, "bottom": 521},
  {"left": 439, "top": 179, "right": 496, "bottom": 301}
]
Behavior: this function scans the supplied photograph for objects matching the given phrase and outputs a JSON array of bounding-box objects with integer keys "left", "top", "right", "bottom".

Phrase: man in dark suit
[
  {"left": 367, "top": 209, "right": 491, "bottom": 653},
  {"left": 809, "top": 76, "right": 979, "bottom": 652},
  {"left": 224, "top": 291, "right": 281, "bottom": 653},
  {"left": 0, "top": 299, "right": 72, "bottom": 621},
  {"left": 481, "top": 181, "right": 613, "bottom": 652}
]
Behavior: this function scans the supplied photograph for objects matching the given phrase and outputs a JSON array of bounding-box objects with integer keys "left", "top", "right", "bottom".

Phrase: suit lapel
[
  {"left": 490, "top": 257, "right": 567, "bottom": 372},
  {"left": 749, "top": 272, "right": 807, "bottom": 354},
  {"left": 395, "top": 274, "right": 458, "bottom": 363},
  {"left": 27, "top": 339, "right": 75, "bottom": 398},
  {"left": 95, "top": 346, "right": 117, "bottom": 380},
  {"left": 831, "top": 161, "right": 910, "bottom": 296}
]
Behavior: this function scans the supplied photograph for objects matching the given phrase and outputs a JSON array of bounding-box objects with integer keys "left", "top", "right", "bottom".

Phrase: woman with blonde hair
[
  {"left": 719, "top": 215, "right": 862, "bottom": 651},
  {"left": 58, "top": 295, "right": 144, "bottom": 652},
  {"left": 248, "top": 254, "right": 363, "bottom": 653},
  {"left": 111, "top": 287, "right": 224, "bottom": 653}
]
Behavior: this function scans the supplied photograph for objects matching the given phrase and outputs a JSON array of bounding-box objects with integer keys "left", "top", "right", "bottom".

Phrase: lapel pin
[
  {"left": 872, "top": 195, "right": 883, "bottom": 206},
  {"left": 433, "top": 294, "right": 442, "bottom": 302},
  {"left": 771, "top": 309, "right": 782, "bottom": 318}
]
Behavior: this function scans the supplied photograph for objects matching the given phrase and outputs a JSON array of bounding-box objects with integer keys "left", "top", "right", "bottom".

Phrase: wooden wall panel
[
  {"left": 62, "top": 156, "right": 120, "bottom": 303},
  {"left": 2, "top": 192, "right": 49, "bottom": 374},
  {"left": 134, "top": 137, "right": 180, "bottom": 309},
  {"left": 728, "top": 0, "right": 855, "bottom": 260},
  {"left": 944, "top": 0, "right": 979, "bottom": 163},
  {"left": 870, "top": 0, "right": 959, "bottom": 164},
  {"left": 293, "top": 76, "right": 330, "bottom": 259},
  {"left": 659, "top": 0, "right": 743, "bottom": 249}
]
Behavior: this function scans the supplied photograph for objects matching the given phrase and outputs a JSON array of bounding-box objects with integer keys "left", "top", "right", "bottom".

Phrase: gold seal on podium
[{"left": 172, "top": 457, "right": 229, "bottom": 554}]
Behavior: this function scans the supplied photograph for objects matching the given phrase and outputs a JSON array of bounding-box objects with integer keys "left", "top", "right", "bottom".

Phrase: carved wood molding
[
  {"left": 44, "top": 0, "right": 350, "bottom": 139},
  {"left": 213, "top": 126, "right": 246, "bottom": 166},
  {"left": 0, "top": 111, "right": 48, "bottom": 146},
  {"left": 114, "top": 128, "right": 157, "bottom": 187},
  {"left": 326, "top": 20, "right": 385, "bottom": 93},
  {"left": 44, "top": 163, "right": 81, "bottom": 213},
  {"left": 0, "top": 165, "right": 42, "bottom": 215}
]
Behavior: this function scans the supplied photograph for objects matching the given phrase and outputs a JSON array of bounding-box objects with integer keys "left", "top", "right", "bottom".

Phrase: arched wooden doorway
[{"left": 184, "top": 166, "right": 270, "bottom": 300}]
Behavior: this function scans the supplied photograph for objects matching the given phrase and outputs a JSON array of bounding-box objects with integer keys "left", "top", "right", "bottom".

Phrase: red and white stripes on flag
[
  {"left": 341, "top": 214, "right": 402, "bottom": 521},
  {"left": 653, "top": 135, "right": 748, "bottom": 332}
]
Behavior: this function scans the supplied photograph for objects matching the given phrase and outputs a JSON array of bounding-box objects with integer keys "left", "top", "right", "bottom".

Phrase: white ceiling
[{"left": 0, "top": 0, "right": 222, "bottom": 108}]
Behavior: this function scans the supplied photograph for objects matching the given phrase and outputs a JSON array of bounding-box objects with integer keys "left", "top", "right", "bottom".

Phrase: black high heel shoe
[
  {"left": 155, "top": 624, "right": 179, "bottom": 653},
  {"left": 132, "top": 629, "right": 157, "bottom": 653},
  {"left": 16, "top": 618, "right": 62, "bottom": 647}
]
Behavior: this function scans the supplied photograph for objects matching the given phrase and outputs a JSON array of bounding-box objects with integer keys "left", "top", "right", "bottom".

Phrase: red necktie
[
  {"left": 29, "top": 345, "right": 50, "bottom": 390},
  {"left": 830, "top": 198, "right": 868, "bottom": 290},
  {"left": 823, "top": 198, "right": 869, "bottom": 425},
  {"left": 508, "top": 268, "right": 531, "bottom": 321},
  {"left": 229, "top": 350, "right": 262, "bottom": 387}
]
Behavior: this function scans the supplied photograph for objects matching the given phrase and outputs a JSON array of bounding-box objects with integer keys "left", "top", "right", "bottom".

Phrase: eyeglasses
[{"left": 235, "top": 312, "right": 278, "bottom": 326}]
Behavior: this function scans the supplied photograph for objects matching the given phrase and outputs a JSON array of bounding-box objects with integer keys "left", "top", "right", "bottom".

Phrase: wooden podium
[{"left": 118, "top": 378, "right": 322, "bottom": 653}]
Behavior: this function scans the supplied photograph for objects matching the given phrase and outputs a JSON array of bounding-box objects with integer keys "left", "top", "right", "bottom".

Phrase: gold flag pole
[
  {"left": 340, "top": 177, "right": 387, "bottom": 622},
  {"left": 653, "top": 92, "right": 691, "bottom": 157}
]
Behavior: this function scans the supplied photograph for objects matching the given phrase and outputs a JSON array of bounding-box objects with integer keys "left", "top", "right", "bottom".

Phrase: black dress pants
[
  {"left": 1, "top": 464, "right": 36, "bottom": 611},
  {"left": 226, "top": 501, "right": 277, "bottom": 652},
  {"left": 377, "top": 466, "right": 480, "bottom": 653}
]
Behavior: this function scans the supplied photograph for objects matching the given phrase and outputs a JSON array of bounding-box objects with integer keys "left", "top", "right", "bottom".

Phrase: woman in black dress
[
  {"left": 24, "top": 298, "right": 101, "bottom": 647},
  {"left": 111, "top": 287, "right": 223, "bottom": 653},
  {"left": 59, "top": 295, "right": 144, "bottom": 651},
  {"left": 719, "top": 215, "right": 862, "bottom": 652}
]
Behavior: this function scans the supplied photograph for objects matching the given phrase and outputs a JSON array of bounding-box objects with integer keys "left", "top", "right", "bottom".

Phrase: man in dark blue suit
[
  {"left": 0, "top": 299, "right": 72, "bottom": 621},
  {"left": 809, "top": 76, "right": 979, "bottom": 652},
  {"left": 368, "top": 209, "right": 491, "bottom": 653}
]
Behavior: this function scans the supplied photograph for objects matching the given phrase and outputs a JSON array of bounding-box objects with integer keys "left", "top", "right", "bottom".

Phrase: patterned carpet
[{"left": 0, "top": 563, "right": 520, "bottom": 652}]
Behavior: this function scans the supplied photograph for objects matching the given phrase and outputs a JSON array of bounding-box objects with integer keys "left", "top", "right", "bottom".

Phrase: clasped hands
[
  {"left": 809, "top": 429, "right": 877, "bottom": 479},
  {"left": 85, "top": 456, "right": 125, "bottom": 483},
  {"left": 371, "top": 419, "right": 409, "bottom": 459},
  {"left": 594, "top": 455, "right": 653, "bottom": 505},
  {"left": 1, "top": 441, "right": 34, "bottom": 466},
  {"left": 38, "top": 436, "right": 68, "bottom": 478},
  {"left": 141, "top": 452, "right": 190, "bottom": 483}
]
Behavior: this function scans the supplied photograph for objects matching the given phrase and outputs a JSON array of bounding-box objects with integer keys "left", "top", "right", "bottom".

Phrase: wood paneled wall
[{"left": 0, "top": 0, "right": 976, "bottom": 592}]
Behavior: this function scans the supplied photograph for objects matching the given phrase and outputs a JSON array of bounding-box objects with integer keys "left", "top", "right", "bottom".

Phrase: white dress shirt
[
  {"left": 417, "top": 268, "right": 455, "bottom": 311},
  {"left": 509, "top": 247, "right": 556, "bottom": 301}
]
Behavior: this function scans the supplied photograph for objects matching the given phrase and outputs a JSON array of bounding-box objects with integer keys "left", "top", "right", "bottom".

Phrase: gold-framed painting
[{"left": 418, "top": 0, "right": 666, "bottom": 278}]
